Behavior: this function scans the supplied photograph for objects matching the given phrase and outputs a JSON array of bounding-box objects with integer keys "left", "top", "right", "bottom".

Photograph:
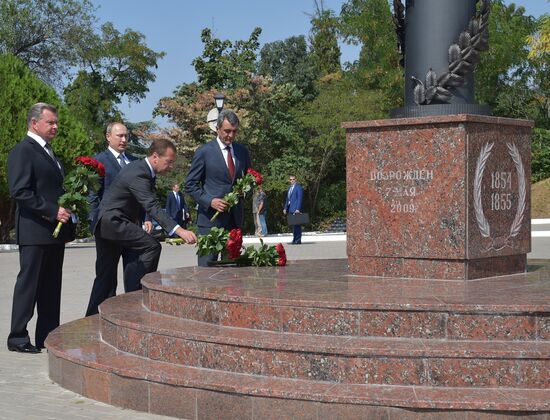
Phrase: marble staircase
[{"left": 46, "top": 259, "right": 550, "bottom": 419}]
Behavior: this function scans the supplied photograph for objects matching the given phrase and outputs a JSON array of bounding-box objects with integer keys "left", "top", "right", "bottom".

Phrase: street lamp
[{"left": 214, "top": 93, "right": 225, "bottom": 112}]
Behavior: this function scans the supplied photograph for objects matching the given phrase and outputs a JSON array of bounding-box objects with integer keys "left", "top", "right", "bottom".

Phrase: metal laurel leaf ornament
[{"left": 408, "top": 0, "right": 491, "bottom": 105}]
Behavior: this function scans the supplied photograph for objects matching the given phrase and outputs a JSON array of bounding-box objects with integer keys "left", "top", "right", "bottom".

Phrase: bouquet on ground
[
  {"left": 53, "top": 156, "right": 105, "bottom": 237},
  {"left": 167, "top": 227, "right": 286, "bottom": 267},
  {"left": 210, "top": 168, "right": 263, "bottom": 221}
]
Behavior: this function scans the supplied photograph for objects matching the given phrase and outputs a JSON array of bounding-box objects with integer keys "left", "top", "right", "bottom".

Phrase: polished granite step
[
  {"left": 99, "top": 292, "right": 550, "bottom": 389},
  {"left": 47, "top": 260, "right": 550, "bottom": 418},
  {"left": 45, "top": 316, "right": 550, "bottom": 418},
  {"left": 141, "top": 260, "right": 550, "bottom": 341}
]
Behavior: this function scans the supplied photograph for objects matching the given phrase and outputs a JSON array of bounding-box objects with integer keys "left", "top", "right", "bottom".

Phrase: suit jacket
[
  {"left": 185, "top": 139, "right": 251, "bottom": 228},
  {"left": 166, "top": 191, "right": 188, "bottom": 223},
  {"left": 285, "top": 183, "right": 303, "bottom": 214},
  {"left": 7, "top": 136, "right": 74, "bottom": 245},
  {"left": 88, "top": 149, "right": 138, "bottom": 232},
  {"left": 96, "top": 159, "right": 177, "bottom": 240}
]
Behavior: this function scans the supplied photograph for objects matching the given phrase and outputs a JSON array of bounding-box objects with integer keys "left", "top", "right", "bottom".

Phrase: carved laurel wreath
[
  {"left": 393, "top": 0, "right": 491, "bottom": 105},
  {"left": 473, "top": 142, "right": 526, "bottom": 251}
]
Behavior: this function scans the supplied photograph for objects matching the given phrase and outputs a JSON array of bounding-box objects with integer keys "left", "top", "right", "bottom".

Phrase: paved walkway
[{"left": 0, "top": 230, "right": 548, "bottom": 419}]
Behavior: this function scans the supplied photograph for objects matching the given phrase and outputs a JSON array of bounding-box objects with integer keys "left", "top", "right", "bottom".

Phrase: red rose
[
  {"left": 96, "top": 161, "right": 105, "bottom": 177},
  {"left": 226, "top": 228, "right": 243, "bottom": 260},
  {"left": 275, "top": 243, "right": 287, "bottom": 266},
  {"left": 247, "top": 168, "right": 263, "bottom": 185}
]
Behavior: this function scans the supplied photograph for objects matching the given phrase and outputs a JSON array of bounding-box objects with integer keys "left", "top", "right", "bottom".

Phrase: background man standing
[
  {"left": 166, "top": 183, "right": 190, "bottom": 231},
  {"left": 86, "top": 139, "right": 196, "bottom": 316},
  {"left": 7, "top": 103, "right": 74, "bottom": 353},
  {"left": 185, "top": 109, "right": 251, "bottom": 266},
  {"left": 283, "top": 174, "right": 303, "bottom": 245},
  {"left": 88, "top": 122, "right": 152, "bottom": 294},
  {"left": 253, "top": 185, "right": 268, "bottom": 236}
]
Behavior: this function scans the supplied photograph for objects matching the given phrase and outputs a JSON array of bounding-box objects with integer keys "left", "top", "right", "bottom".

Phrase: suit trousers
[
  {"left": 86, "top": 226, "right": 161, "bottom": 316},
  {"left": 8, "top": 244, "right": 64, "bottom": 348}
]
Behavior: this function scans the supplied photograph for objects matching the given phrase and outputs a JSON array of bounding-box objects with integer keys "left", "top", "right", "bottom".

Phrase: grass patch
[{"left": 532, "top": 178, "right": 550, "bottom": 218}]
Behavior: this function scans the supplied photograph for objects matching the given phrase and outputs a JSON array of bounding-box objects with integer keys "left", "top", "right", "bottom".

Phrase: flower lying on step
[
  {"left": 53, "top": 156, "right": 105, "bottom": 238},
  {"left": 167, "top": 227, "right": 286, "bottom": 267}
]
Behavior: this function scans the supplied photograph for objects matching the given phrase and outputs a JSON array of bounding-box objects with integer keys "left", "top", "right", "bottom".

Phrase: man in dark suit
[
  {"left": 166, "top": 183, "right": 190, "bottom": 230},
  {"left": 88, "top": 122, "right": 152, "bottom": 294},
  {"left": 283, "top": 174, "right": 304, "bottom": 245},
  {"left": 7, "top": 103, "right": 74, "bottom": 353},
  {"left": 185, "top": 109, "right": 251, "bottom": 266},
  {"left": 85, "top": 139, "right": 196, "bottom": 316}
]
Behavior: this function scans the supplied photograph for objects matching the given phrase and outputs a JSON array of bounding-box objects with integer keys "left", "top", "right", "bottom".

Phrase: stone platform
[{"left": 46, "top": 259, "right": 550, "bottom": 419}]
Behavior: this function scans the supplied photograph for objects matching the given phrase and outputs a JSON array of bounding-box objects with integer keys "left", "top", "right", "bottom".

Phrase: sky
[{"left": 90, "top": 0, "right": 548, "bottom": 124}]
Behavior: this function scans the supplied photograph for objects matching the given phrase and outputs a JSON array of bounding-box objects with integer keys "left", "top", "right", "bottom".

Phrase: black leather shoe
[{"left": 8, "top": 342, "right": 41, "bottom": 353}]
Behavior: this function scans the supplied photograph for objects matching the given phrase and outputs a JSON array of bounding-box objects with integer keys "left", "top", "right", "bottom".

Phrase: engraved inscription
[
  {"left": 370, "top": 169, "right": 433, "bottom": 213},
  {"left": 490, "top": 171, "right": 513, "bottom": 211},
  {"left": 473, "top": 142, "right": 526, "bottom": 252}
]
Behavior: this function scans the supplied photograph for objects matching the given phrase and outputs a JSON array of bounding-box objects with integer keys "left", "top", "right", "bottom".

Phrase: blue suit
[
  {"left": 88, "top": 149, "right": 142, "bottom": 294},
  {"left": 185, "top": 139, "right": 251, "bottom": 266},
  {"left": 166, "top": 191, "right": 189, "bottom": 228},
  {"left": 284, "top": 183, "right": 304, "bottom": 244}
]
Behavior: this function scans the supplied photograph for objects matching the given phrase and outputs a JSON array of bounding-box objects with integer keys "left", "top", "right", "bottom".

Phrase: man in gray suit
[
  {"left": 86, "top": 139, "right": 196, "bottom": 316},
  {"left": 185, "top": 109, "right": 251, "bottom": 266}
]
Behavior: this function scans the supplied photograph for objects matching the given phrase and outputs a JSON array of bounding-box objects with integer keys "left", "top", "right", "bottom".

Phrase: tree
[
  {"left": 64, "top": 22, "right": 165, "bottom": 150},
  {"left": 192, "top": 27, "right": 261, "bottom": 90},
  {"left": 309, "top": 1, "right": 341, "bottom": 77},
  {"left": 475, "top": 2, "right": 537, "bottom": 108},
  {"left": 258, "top": 36, "right": 317, "bottom": 98},
  {"left": 0, "top": 54, "right": 91, "bottom": 242},
  {"left": 338, "top": 0, "right": 402, "bottom": 108},
  {"left": 0, "top": 0, "right": 95, "bottom": 86},
  {"left": 293, "top": 75, "right": 387, "bottom": 218}
]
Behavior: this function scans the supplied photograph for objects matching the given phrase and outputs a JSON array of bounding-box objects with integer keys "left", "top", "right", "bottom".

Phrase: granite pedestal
[
  {"left": 46, "top": 260, "right": 550, "bottom": 419},
  {"left": 344, "top": 115, "right": 533, "bottom": 280}
]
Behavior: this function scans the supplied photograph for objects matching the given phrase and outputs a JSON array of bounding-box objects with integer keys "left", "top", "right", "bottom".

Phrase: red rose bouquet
[
  {"left": 210, "top": 168, "right": 263, "bottom": 221},
  {"left": 53, "top": 156, "right": 105, "bottom": 238},
  {"left": 167, "top": 226, "right": 286, "bottom": 267}
]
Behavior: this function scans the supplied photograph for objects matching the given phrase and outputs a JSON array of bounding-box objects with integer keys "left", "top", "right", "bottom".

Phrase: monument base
[
  {"left": 344, "top": 114, "right": 533, "bottom": 280},
  {"left": 46, "top": 260, "right": 550, "bottom": 418},
  {"left": 348, "top": 254, "right": 527, "bottom": 280}
]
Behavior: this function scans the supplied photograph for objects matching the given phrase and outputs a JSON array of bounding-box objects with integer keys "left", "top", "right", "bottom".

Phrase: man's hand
[
  {"left": 143, "top": 220, "right": 153, "bottom": 233},
  {"left": 56, "top": 207, "right": 72, "bottom": 224},
  {"left": 283, "top": 209, "right": 287, "bottom": 215},
  {"left": 175, "top": 227, "right": 197, "bottom": 244},
  {"left": 211, "top": 198, "right": 229, "bottom": 213}
]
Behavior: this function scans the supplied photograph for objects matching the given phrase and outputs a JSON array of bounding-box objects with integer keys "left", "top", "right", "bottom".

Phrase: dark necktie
[
  {"left": 44, "top": 143, "right": 55, "bottom": 161},
  {"left": 226, "top": 146, "right": 235, "bottom": 179},
  {"left": 118, "top": 154, "right": 127, "bottom": 166}
]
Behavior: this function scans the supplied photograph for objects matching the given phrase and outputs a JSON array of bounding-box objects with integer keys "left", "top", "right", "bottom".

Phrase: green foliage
[
  {"left": 196, "top": 227, "right": 229, "bottom": 257},
  {"left": 65, "top": 22, "right": 165, "bottom": 150},
  {"left": 0, "top": 54, "right": 90, "bottom": 241},
  {"left": 0, "top": 0, "right": 95, "bottom": 86},
  {"left": 532, "top": 128, "right": 550, "bottom": 183},
  {"left": 243, "top": 240, "right": 280, "bottom": 267},
  {"left": 293, "top": 76, "right": 386, "bottom": 216},
  {"left": 309, "top": 8, "right": 341, "bottom": 77},
  {"left": 258, "top": 36, "right": 317, "bottom": 98},
  {"left": 476, "top": 2, "right": 536, "bottom": 106},
  {"left": 338, "top": 0, "right": 402, "bottom": 107},
  {"left": 192, "top": 27, "right": 261, "bottom": 90}
]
